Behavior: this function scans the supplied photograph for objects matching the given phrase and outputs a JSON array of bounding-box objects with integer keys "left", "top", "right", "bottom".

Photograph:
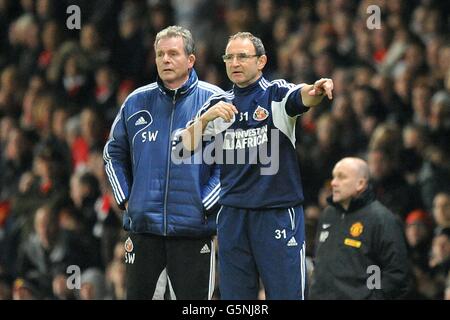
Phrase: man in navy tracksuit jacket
[
  {"left": 103, "top": 26, "right": 223, "bottom": 300},
  {"left": 181, "top": 32, "right": 334, "bottom": 300}
]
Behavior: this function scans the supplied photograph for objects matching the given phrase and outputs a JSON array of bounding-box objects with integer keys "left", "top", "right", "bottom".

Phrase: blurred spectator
[
  {"left": 69, "top": 108, "right": 106, "bottom": 171},
  {"left": 10, "top": 14, "right": 40, "bottom": 81},
  {"left": 35, "top": 0, "right": 57, "bottom": 25},
  {"left": 115, "top": 79, "right": 135, "bottom": 109},
  {"left": 332, "top": 11, "right": 354, "bottom": 64},
  {"left": 16, "top": 205, "right": 85, "bottom": 297},
  {"left": 80, "top": 23, "right": 110, "bottom": 72},
  {"left": 92, "top": 65, "right": 117, "bottom": 123},
  {"left": 0, "top": 127, "right": 32, "bottom": 201},
  {"left": 58, "top": 54, "right": 92, "bottom": 110},
  {"left": 70, "top": 170, "right": 119, "bottom": 268},
  {"left": 111, "top": 2, "right": 146, "bottom": 84},
  {"left": 51, "top": 272, "right": 76, "bottom": 300},
  {"left": 371, "top": 25, "right": 391, "bottom": 66},
  {"left": 20, "top": 74, "right": 47, "bottom": 129},
  {"left": 411, "top": 84, "right": 432, "bottom": 127},
  {"left": 428, "top": 228, "right": 450, "bottom": 299},
  {"left": 47, "top": 107, "right": 71, "bottom": 175},
  {"left": 79, "top": 108, "right": 105, "bottom": 151},
  {"left": 369, "top": 123, "right": 402, "bottom": 157},
  {"left": 402, "top": 124, "right": 428, "bottom": 157},
  {"left": 426, "top": 35, "right": 444, "bottom": 85},
  {"left": 351, "top": 85, "right": 384, "bottom": 143},
  {"left": 303, "top": 113, "right": 344, "bottom": 204},
  {"left": 32, "top": 93, "right": 56, "bottom": 139},
  {"left": 445, "top": 274, "right": 450, "bottom": 300},
  {"left": 401, "top": 124, "right": 427, "bottom": 186},
  {"left": 0, "top": 65, "right": 21, "bottom": 118},
  {"left": 331, "top": 68, "right": 351, "bottom": 97},
  {"left": 79, "top": 268, "right": 107, "bottom": 300},
  {"left": 37, "top": 20, "right": 62, "bottom": 72},
  {"left": 405, "top": 209, "right": 433, "bottom": 272},
  {"left": 0, "top": 270, "right": 13, "bottom": 299},
  {"left": 419, "top": 146, "right": 450, "bottom": 212},
  {"left": 371, "top": 74, "right": 409, "bottom": 125},
  {"left": 368, "top": 148, "right": 417, "bottom": 219},
  {"left": 70, "top": 171, "right": 100, "bottom": 235},
  {"left": 428, "top": 91, "right": 450, "bottom": 152},
  {"left": 172, "top": 0, "right": 213, "bottom": 42},
  {"left": 437, "top": 44, "right": 450, "bottom": 83},
  {"left": 432, "top": 193, "right": 450, "bottom": 233},
  {"left": 19, "top": 0, "right": 34, "bottom": 16},
  {"left": 254, "top": 0, "right": 276, "bottom": 67},
  {"left": 0, "top": 277, "right": 12, "bottom": 300},
  {"left": 105, "top": 260, "right": 125, "bottom": 300},
  {"left": 12, "top": 277, "right": 39, "bottom": 300},
  {"left": 10, "top": 143, "right": 67, "bottom": 245},
  {"left": 141, "top": 3, "right": 173, "bottom": 84},
  {"left": 330, "top": 94, "right": 364, "bottom": 154}
]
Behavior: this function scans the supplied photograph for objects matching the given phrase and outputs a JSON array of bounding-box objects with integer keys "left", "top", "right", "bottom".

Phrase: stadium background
[{"left": 0, "top": 0, "right": 449, "bottom": 299}]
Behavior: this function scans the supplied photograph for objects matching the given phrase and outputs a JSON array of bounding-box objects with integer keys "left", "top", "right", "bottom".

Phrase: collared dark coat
[{"left": 309, "top": 187, "right": 412, "bottom": 299}]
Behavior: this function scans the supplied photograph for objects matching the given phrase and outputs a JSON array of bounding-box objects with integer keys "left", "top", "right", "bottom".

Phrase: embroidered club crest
[
  {"left": 253, "top": 106, "right": 269, "bottom": 121},
  {"left": 350, "top": 222, "right": 364, "bottom": 237},
  {"left": 125, "top": 237, "right": 134, "bottom": 253}
]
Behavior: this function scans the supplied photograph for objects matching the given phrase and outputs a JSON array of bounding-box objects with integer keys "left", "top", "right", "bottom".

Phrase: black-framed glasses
[{"left": 222, "top": 53, "right": 260, "bottom": 62}]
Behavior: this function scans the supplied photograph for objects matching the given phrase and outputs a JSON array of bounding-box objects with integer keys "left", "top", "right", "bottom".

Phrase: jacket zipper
[
  {"left": 339, "top": 212, "right": 348, "bottom": 256},
  {"left": 163, "top": 91, "right": 177, "bottom": 235}
]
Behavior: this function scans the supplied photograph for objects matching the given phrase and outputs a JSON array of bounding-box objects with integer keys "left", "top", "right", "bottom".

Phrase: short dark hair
[{"left": 228, "top": 32, "right": 266, "bottom": 56}]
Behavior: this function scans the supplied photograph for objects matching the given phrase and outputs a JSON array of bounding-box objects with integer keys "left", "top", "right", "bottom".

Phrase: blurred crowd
[{"left": 0, "top": 0, "right": 449, "bottom": 300}]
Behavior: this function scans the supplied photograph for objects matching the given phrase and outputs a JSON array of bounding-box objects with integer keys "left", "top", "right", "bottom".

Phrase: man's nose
[
  {"left": 162, "top": 53, "right": 170, "bottom": 62},
  {"left": 230, "top": 57, "right": 241, "bottom": 66}
]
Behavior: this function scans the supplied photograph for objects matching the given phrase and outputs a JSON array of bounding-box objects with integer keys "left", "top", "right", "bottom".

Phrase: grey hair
[
  {"left": 228, "top": 32, "right": 266, "bottom": 56},
  {"left": 154, "top": 25, "right": 195, "bottom": 55}
]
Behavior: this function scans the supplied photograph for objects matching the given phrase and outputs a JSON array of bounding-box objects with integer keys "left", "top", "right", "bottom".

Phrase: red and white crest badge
[
  {"left": 125, "top": 237, "right": 134, "bottom": 253},
  {"left": 253, "top": 106, "right": 269, "bottom": 121}
]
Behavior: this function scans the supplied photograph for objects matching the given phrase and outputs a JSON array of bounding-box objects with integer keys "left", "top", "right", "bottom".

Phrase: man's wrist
[
  {"left": 199, "top": 114, "right": 212, "bottom": 130},
  {"left": 199, "top": 114, "right": 210, "bottom": 124}
]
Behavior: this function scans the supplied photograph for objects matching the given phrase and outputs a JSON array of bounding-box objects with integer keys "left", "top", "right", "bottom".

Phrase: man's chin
[
  {"left": 233, "top": 80, "right": 249, "bottom": 88},
  {"left": 231, "top": 74, "right": 244, "bottom": 82},
  {"left": 160, "top": 75, "right": 174, "bottom": 82}
]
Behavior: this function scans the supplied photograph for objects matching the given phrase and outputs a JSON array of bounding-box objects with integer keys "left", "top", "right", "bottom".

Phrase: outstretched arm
[{"left": 300, "top": 78, "right": 334, "bottom": 107}]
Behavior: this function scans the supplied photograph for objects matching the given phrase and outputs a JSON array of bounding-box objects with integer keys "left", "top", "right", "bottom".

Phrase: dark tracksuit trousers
[
  {"left": 217, "top": 205, "right": 306, "bottom": 300},
  {"left": 125, "top": 233, "right": 215, "bottom": 300}
]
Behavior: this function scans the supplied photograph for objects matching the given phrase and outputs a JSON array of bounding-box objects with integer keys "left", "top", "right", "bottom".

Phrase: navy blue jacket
[
  {"left": 195, "top": 76, "right": 308, "bottom": 209},
  {"left": 103, "top": 70, "right": 222, "bottom": 237}
]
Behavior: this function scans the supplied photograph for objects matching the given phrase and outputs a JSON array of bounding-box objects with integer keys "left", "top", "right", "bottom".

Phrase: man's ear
[
  {"left": 188, "top": 54, "right": 196, "bottom": 69},
  {"left": 257, "top": 55, "right": 267, "bottom": 71},
  {"left": 356, "top": 179, "right": 367, "bottom": 193}
]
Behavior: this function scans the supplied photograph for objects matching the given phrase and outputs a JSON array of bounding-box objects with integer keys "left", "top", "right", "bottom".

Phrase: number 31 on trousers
[{"left": 275, "top": 229, "right": 286, "bottom": 239}]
